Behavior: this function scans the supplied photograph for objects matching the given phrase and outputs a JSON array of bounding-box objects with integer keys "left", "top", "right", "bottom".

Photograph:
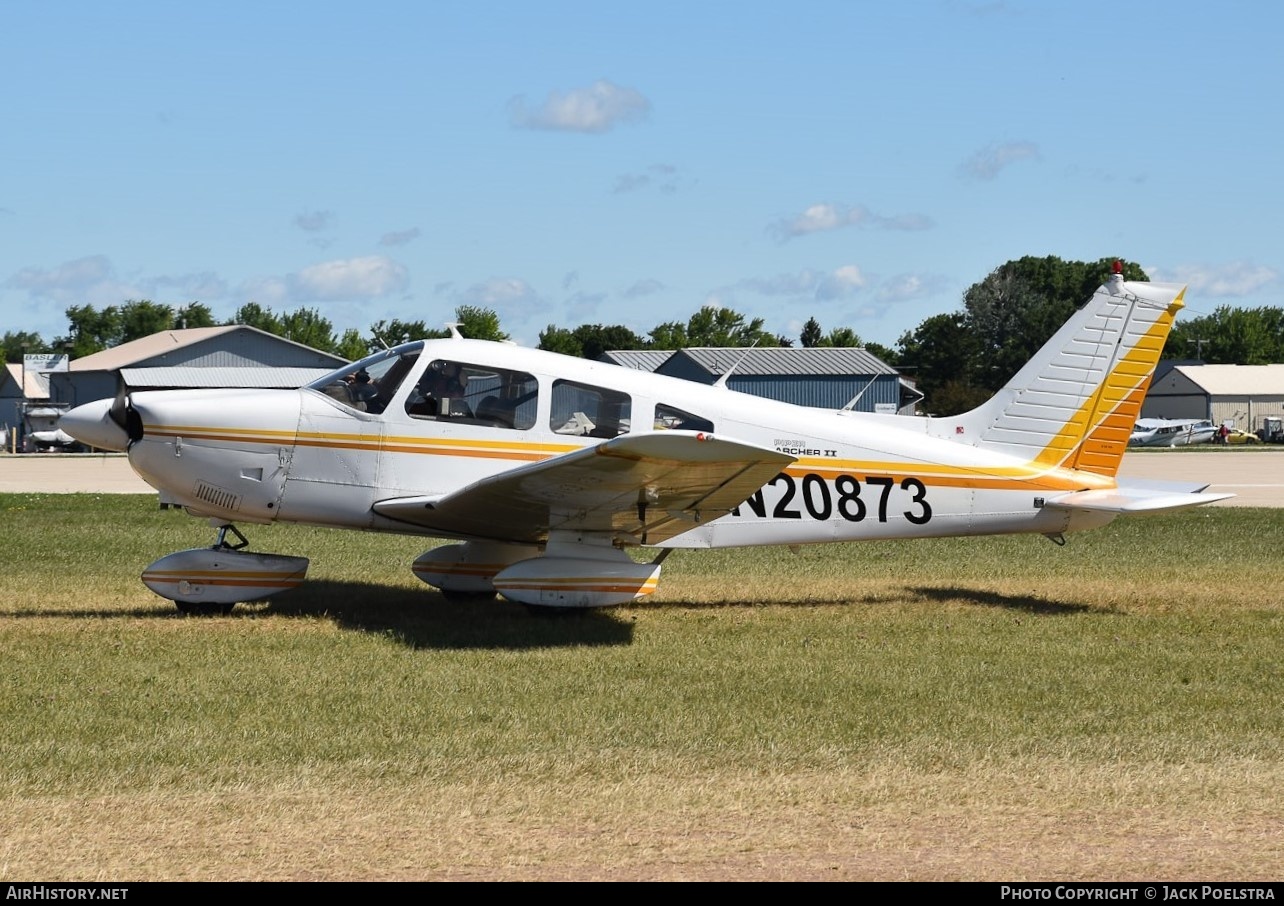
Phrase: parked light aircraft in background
[
  {"left": 62, "top": 266, "right": 1232, "bottom": 615},
  {"left": 1129, "top": 417, "right": 1217, "bottom": 447}
]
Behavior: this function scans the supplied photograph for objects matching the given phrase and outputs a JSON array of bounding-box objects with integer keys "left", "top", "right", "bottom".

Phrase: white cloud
[
  {"left": 237, "top": 276, "right": 291, "bottom": 306},
  {"left": 292, "top": 256, "right": 409, "bottom": 301},
  {"left": 816, "top": 265, "right": 868, "bottom": 301},
  {"left": 770, "top": 203, "right": 933, "bottom": 240},
  {"left": 876, "top": 273, "right": 945, "bottom": 303},
  {"left": 6, "top": 256, "right": 237, "bottom": 336},
  {"left": 1148, "top": 261, "right": 1279, "bottom": 298},
  {"left": 456, "top": 277, "right": 540, "bottom": 313},
  {"left": 8, "top": 255, "right": 113, "bottom": 294},
  {"left": 727, "top": 266, "right": 866, "bottom": 302},
  {"left": 509, "top": 79, "right": 651, "bottom": 133},
  {"left": 958, "top": 141, "right": 1040, "bottom": 180},
  {"left": 6, "top": 255, "right": 149, "bottom": 318}
]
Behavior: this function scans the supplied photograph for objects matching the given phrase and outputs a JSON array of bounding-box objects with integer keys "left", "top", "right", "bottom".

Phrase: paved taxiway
[{"left": 2, "top": 450, "right": 1282, "bottom": 506}]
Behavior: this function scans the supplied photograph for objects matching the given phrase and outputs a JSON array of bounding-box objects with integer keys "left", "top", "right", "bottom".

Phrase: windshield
[{"left": 306, "top": 343, "right": 424, "bottom": 414}]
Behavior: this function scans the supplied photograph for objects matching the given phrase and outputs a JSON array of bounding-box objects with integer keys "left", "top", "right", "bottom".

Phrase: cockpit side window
[
  {"left": 551, "top": 380, "right": 632, "bottom": 438},
  {"left": 407, "top": 360, "right": 538, "bottom": 430},
  {"left": 308, "top": 350, "right": 419, "bottom": 415},
  {"left": 654, "top": 403, "right": 713, "bottom": 433}
]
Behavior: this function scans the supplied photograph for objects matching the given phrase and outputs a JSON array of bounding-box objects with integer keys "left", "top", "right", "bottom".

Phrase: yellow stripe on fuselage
[
  {"left": 143, "top": 422, "right": 1114, "bottom": 493},
  {"left": 143, "top": 423, "right": 581, "bottom": 461}
]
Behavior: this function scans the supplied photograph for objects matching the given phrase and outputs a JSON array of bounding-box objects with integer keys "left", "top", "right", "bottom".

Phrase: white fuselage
[{"left": 120, "top": 336, "right": 1116, "bottom": 552}]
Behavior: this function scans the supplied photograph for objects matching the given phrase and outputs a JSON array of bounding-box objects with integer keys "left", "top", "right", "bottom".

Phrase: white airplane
[
  {"left": 62, "top": 267, "right": 1232, "bottom": 615},
  {"left": 1129, "top": 417, "right": 1217, "bottom": 447}
]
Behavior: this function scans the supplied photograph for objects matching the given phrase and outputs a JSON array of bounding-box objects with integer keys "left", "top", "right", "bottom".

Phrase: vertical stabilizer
[{"left": 933, "top": 270, "right": 1185, "bottom": 477}]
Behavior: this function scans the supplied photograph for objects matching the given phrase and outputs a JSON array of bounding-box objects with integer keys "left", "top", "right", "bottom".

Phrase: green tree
[
  {"left": 650, "top": 306, "right": 786, "bottom": 349},
  {"left": 962, "top": 256, "right": 1148, "bottom": 393},
  {"left": 571, "top": 324, "right": 645, "bottom": 360},
  {"left": 896, "top": 256, "right": 1149, "bottom": 415},
  {"left": 228, "top": 303, "right": 284, "bottom": 335},
  {"left": 335, "top": 328, "right": 371, "bottom": 362},
  {"left": 2, "top": 331, "right": 51, "bottom": 363},
  {"left": 864, "top": 340, "right": 898, "bottom": 367},
  {"left": 538, "top": 325, "right": 582, "bottom": 356},
  {"left": 174, "top": 302, "right": 216, "bottom": 330},
  {"left": 1165, "top": 305, "right": 1284, "bottom": 364},
  {"left": 119, "top": 300, "right": 178, "bottom": 343},
  {"left": 454, "top": 306, "right": 507, "bottom": 342},
  {"left": 368, "top": 306, "right": 506, "bottom": 347},
  {"left": 369, "top": 319, "right": 442, "bottom": 347},
  {"left": 280, "top": 308, "right": 337, "bottom": 353},
  {"left": 895, "top": 312, "right": 982, "bottom": 416},
  {"left": 800, "top": 317, "right": 823, "bottom": 348},
  {"left": 929, "top": 378, "right": 992, "bottom": 416},
  {"left": 817, "top": 326, "right": 862, "bottom": 348},
  {"left": 57, "top": 304, "right": 124, "bottom": 356},
  {"left": 647, "top": 320, "right": 689, "bottom": 350}
]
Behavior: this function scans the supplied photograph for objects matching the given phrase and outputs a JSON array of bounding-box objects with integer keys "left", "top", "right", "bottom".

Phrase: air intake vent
[{"left": 194, "top": 481, "right": 242, "bottom": 512}]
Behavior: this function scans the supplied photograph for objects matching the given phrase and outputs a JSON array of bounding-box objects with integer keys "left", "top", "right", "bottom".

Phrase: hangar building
[
  {"left": 1141, "top": 363, "right": 1284, "bottom": 434},
  {"left": 601, "top": 346, "right": 922, "bottom": 415}
]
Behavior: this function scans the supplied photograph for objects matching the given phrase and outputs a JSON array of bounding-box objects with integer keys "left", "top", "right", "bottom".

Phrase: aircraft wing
[
  {"left": 373, "top": 431, "right": 796, "bottom": 545},
  {"left": 1043, "top": 479, "right": 1234, "bottom": 514}
]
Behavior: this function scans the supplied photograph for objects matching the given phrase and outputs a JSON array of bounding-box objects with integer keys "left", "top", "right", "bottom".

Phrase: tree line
[{"left": 5, "top": 256, "right": 1282, "bottom": 416}]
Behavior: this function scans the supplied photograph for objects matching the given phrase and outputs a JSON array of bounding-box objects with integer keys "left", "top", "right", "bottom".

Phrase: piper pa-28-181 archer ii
[{"left": 62, "top": 265, "right": 1232, "bottom": 615}]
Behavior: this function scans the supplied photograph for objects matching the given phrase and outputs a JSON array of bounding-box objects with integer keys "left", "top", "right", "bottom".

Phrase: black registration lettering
[
  {"left": 771, "top": 474, "right": 803, "bottom": 519},
  {"left": 801, "top": 473, "right": 831, "bottom": 520},
  {"left": 736, "top": 473, "right": 932, "bottom": 525},
  {"left": 865, "top": 476, "right": 894, "bottom": 522},
  {"left": 902, "top": 476, "right": 932, "bottom": 525}
]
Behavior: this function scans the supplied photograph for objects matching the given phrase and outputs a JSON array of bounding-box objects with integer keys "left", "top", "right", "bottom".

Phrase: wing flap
[{"left": 373, "top": 431, "right": 795, "bottom": 544}]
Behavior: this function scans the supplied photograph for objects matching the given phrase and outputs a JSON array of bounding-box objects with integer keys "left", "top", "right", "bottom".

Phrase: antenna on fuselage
[
  {"left": 840, "top": 373, "right": 881, "bottom": 411},
  {"left": 446, "top": 322, "right": 465, "bottom": 340},
  {"left": 712, "top": 340, "right": 759, "bottom": 389}
]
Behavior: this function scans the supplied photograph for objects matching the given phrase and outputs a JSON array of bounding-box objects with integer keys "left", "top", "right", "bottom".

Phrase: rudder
[{"left": 934, "top": 268, "right": 1186, "bottom": 478}]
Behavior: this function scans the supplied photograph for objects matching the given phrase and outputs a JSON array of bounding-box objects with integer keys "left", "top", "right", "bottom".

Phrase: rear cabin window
[
  {"left": 406, "top": 360, "right": 538, "bottom": 430},
  {"left": 550, "top": 380, "right": 631, "bottom": 438},
  {"left": 654, "top": 403, "right": 713, "bottom": 433}
]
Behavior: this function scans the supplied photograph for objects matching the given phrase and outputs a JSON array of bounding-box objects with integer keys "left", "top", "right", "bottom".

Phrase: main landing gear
[{"left": 142, "top": 523, "right": 310, "bottom": 616}]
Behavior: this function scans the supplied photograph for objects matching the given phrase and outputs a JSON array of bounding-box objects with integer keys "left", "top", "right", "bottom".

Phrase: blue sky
[{"left": 3, "top": 1, "right": 1281, "bottom": 351}]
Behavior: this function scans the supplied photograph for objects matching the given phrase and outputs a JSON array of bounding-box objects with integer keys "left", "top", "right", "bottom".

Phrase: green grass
[{"left": 1, "top": 494, "right": 1282, "bottom": 879}]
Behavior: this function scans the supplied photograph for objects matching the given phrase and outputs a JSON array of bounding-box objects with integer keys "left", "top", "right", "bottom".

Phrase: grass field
[{"left": 2, "top": 493, "right": 1282, "bottom": 881}]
